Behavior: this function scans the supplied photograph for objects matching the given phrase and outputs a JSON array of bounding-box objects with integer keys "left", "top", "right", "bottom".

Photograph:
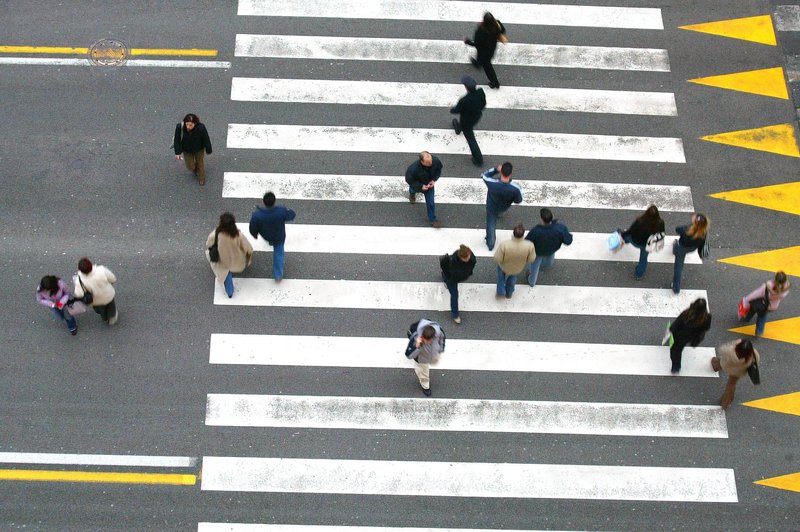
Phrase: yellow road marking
[
  {"left": 680, "top": 15, "right": 776, "bottom": 46},
  {"left": 701, "top": 123, "right": 800, "bottom": 158},
  {"left": 0, "top": 45, "right": 217, "bottom": 57},
  {"left": 744, "top": 391, "right": 800, "bottom": 416},
  {"left": 755, "top": 472, "right": 800, "bottom": 493},
  {"left": 718, "top": 246, "right": 800, "bottom": 277},
  {"left": 729, "top": 316, "right": 800, "bottom": 345},
  {"left": 689, "top": 67, "right": 788, "bottom": 99},
  {"left": 0, "top": 469, "right": 196, "bottom": 485},
  {"left": 129, "top": 48, "right": 217, "bottom": 57},
  {"left": 710, "top": 182, "right": 800, "bottom": 216}
]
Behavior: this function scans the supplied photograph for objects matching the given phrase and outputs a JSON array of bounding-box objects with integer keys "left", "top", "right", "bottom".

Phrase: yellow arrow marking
[
  {"left": 701, "top": 124, "right": 800, "bottom": 158},
  {"left": 710, "top": 182, "right": 800, "bottom": 216},
  {"left": 689, "top": 67, "right": 788, "bottom": 99},
  {"left": 0, "top": 469, "right": 196, "bottom": 485},
  {"left": 754, "top": 472, "right": 800, "bottom": 493},
  {"left": 0, "top": 45, "right": 217, "bottom": 57},
  {"left": 729, "top": 316, "right": 800, "bottom": 345},
  {"left": 680, "top": 15, "right": 776, "bottom": 45},
  {"left": 744, "top": 391, "right": 800, "bottom": 416},
  {"left": 718, "top": 246, "right": 800, "bottom": 277}
]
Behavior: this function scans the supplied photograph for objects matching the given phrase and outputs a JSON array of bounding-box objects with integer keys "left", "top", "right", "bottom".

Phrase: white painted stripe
[
  {"left": 775, "top": 5, "right": 800, "bottom": 31},
  {"left": 199, "top": 524, "right": 565, "bottom": 532},
  {"left": 0, "top": 452, "right": 197, "bottom": 468},
  {"left": 227, "top": 125, "right": 686, "bottom": 164},
  {"left": 0, "top": 57, "right": 231, "bottom": 68},
  {"left": 238, "top": 0, "right": 664, "bottom": 30},
  {"left": 213, "top": 279, "right": 706, "bottom": 318},
  {"left": 206, "top": 394, "right": 728, "bottom": 438},
  {"left": 200, "top": 456, "right": 738, "bottom": 502},
  {"left": 234, "top": 35, "right": 671, "bottom": 72},
  {"left": 223, "top": 172, "right": 695, "bottom": 212},
  {"left": 237, "top": 223, "right": 703, "bottom": 265},
  {"left": 230, "top": 78, "right": 677, "bottom": 116},
  {"left": 209, "top": 334, "right": 718, "bottom": 378}
]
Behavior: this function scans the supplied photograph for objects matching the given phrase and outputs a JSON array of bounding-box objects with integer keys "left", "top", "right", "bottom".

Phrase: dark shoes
[
  {"left": 409, "top": 193, "right": 416, "bottom": 204},
  {"left": 489, "top": 83, "right": 500, "bottom": 89},
  {"left": 470, "top": 57, "right": 479, "bottom": 68},
  {"left": 452, "top": 119, "right": 461, "bottom": 135},
  {"left": 431, "top": 220, "right": 442, "bottom": 229},
  {"left": 69, "top": 328, "right": 77, "bottom": 336},
  {"left": 472, "top": 157, "right": 483, "bottom": 166},
  {"left": 422, "top": 387, "right": 432, "bottom": 397},
  {"left": 670, "top": 366, "right": 680, "bottom": 374}
]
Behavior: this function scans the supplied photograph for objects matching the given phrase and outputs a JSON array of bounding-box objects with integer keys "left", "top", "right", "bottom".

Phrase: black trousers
[
  {"left": 670, "top": 340, "right": 687, "bottom": 370},
  {"left": 92, "top": 298, "right": 117, "bottom": 322},
  {"left": 477, "top": 56, "right": 499, "bottom": 87}
]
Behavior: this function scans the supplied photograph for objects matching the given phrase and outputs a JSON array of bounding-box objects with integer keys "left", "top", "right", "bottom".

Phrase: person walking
[
  {"left": 711, "top": 339, "right": 759, "bottom": 410},
  {"left": 248, "top": 192, "right": 296, "bottom": 281},
  {"left": 173, "top": 113, "right": 212, "bottom": 186},
  {"left": 36, "top": 275, "right": 78, "bottom": 335},
  {"left": 405, "top": 151, "right": 443, "bottom": 228},
  {"left": 406, "top": 318, "right": 446, "bottom": 396},
  {"left": 740, "top": 271, "right": 791, "bottom": 337},
  {"left": 667, "top": 298, "right": 712, "bottom": 374},
  {"left": 440, "top": 245, "right": 476, "bottom": 324},
  {"left": 524, "top": 208, "right": 573, "bottom": 287},
  {"left": 450, "top": 76, "right": 487, "bottom": 166},
  {"left": 464, "top": 12, "right": 507, "bottom": 89},
  {"left": 672, "top": 213, "right": 709, "bottom": 294},
  {"left": 206, "top": 212, "right": 253, "bottom": 298},
  {"left": 494, "top": 223, "right": 536, "bottom": 299},
  {"left": 482, "top": 161, "right": 523, "bottom": 250},
  {"left": 73, "top": 257, "right": 119, "bottom": 325},
  {"left": 620, "top": 205, "right": 665, "bottom": 280}
]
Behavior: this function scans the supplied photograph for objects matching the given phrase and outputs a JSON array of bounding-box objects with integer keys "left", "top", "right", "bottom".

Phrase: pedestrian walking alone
[
  {"left": 482, "top": 161, "right": 522, "bottom": 250},
  {"left": 740, "top": 271, "right": 791, "bottom": 337},
  {"left": 450, "top": 76, "right": 486, "bottom": 166},
  {"left": 73, "top": 257, "right": 119, "bottom": 325},
  {"left": 36, "top": 275, "right": 79, "bottom": 335},
  {"left": 494, "top": 223, "right": 536, "bottom": 299},
  {"left": 672, "top": 213, "right": 709, "bottom": 293},
  {"left": 248, "top": 192, "right": 296, "bottom": 281},
  {"left": 207, "top": 212, "right": 253, "bottom": 298},
  {"left": 464, "top": 12, "right": 507, "bottom": 89},
  {"left": 620, "top": 205, "right": 665, "bottom": 280},
  {"left": 406, "top": 318, "right": 446, "bottom": 396},
  {"left": 667, "top": 298, "right": 712, "bottom": 374},
  {"left": 711, "top": 339, "right": 759, "bottom": 410},
  {"left": 405, "top": 151, "right": 443, "bottom": 228},
  {"left": 174, "top": 113, "right": 212, "bottom": 186},
  {"left": 440, "top": 244, "right": 476, "bottom": 324},
  {"left": 525, "top": 208, "right": 573, "bottom": 287}
]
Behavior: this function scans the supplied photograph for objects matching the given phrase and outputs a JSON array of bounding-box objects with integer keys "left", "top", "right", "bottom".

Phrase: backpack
[
  {"left": 405, "top": 320, "right": 446, "bottom": 358},
  {"left": 645, "top": 231, "right": 665, "bottom": 253}
]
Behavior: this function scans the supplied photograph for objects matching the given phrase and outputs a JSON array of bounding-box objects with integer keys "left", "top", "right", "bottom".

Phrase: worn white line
[
  {"left": 213, "top": 279, "right": 706, "bottom": 318},
  {"left": 776, "top": 5, "right": 800, "bottom": 31},
  {"left": 209, "top": 334, "right": 718, "bottom": 378},
  {"left": 223, "top": 172, "right": 695, "bottom": 212},
  {"left": 234, "top": 35, "right": 671, "bottom": 72},
  {"left": 0, "top": 452, "right": 197, "bottom": 468},
  {"left": 230, "top": 77, "right": 677, "bottom": 116},
  {"left": 199, "top": 525, "right": 551, "bottom": 532},
  {"left": 0, "top": 57, "right": 231, "bottom": 68},
  {"left": 200, "top": 456, "right": 739, "bottom": 502},
  {"left": 227, "top": 125, "right": 686, "bottom": 163},
  {"left": 238, "top": 0, "right": 664, "bottom": 30}
]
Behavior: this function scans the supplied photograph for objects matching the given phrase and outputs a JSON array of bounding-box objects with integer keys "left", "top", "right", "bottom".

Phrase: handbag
[
  {"left": 747, "top": 359, "right": 761, "bottom": 385},
  {"left": 737, "top": 299, "right": 748, "bottom": 320},
  {"left": 661, "top": 320, "right": 674, "bottom": 347},
  {"left": 208, "top": 231, "right": 220, "bottom": 262},
  {"left": 66, "top": 299, "right": 87, "bottom": 316},
  {"left": 698, "top": 239, "right": 710, "bottom": 259},
  {"left": 645, "top": 231, "right": 666, "bottom": 253},
  {"left": 77, "top": 275, "right": 93, "bottom": 305},
  {"left": 749, "top": 285, "right": 770, "bottom": 316},
  {"left": 607, "top": 231, "right": 623, "bottom": 252}
]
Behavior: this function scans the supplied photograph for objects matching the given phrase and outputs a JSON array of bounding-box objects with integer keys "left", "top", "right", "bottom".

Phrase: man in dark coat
[
  {"left": 525, "top": 208, "right": 573, "bottom": 287},
  {"left": 450, "top": 76, "right": 487, "bottom": 166},
  {"left": 440, "top": 245, "right": 477, "bottom": 324},
  {"left": 248, "top": 192, "right": 296, "bottom": 281},
  {"left": 405, "top": 151, "right": 443, "bottom": 228}
]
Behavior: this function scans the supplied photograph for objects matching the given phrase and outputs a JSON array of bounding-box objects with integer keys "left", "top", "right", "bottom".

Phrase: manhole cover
[{"left": 88, "top": 39, "right": 128, "bottom": 66}]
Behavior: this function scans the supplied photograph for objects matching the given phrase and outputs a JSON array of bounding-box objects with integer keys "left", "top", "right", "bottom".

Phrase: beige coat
[
  {"left": 206, "top": 230, "right": 253, "bottom": 281},
  {"left": 74, "top": 265, "right": 117, "bottom": 306},
  {"left": 494, "top": 236, "right": 536, "bottom": 275},
  {"left": 717, "top": 339, "right": 760, "bottom": 378}
]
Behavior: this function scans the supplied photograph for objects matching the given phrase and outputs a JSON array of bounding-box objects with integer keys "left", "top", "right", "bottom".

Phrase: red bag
[{"left": 737, "top": 299, "right": 749, "bottom": 320}]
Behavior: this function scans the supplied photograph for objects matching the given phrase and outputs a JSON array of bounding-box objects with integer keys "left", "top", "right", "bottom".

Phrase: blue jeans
[
  {"left": 745, "top": 307, "right": 769, "bottom": 336},
  {"left": 224, "top": 272, "right": 234, "bottom": 297},
  {"left": 409, "top": 186, "right": 436, "bottom": 222},
  {"left": 671, "top": 241, "right": 695, "bottom": 293},
  {"left": 486, "top": 209, "right": 504, "bottom": 250},
  {"left": 527, "top": 254, "right": 555, "bottom": 287},
  {"left": 51, "top": 306, "right": 77, "bottom": 332},
  {"left": 623, "top": 234, "right": 649, "bottom": 278},
  {"left": 272, "top": 242, "right": 285, "bottom": 279},
  {"left": 496, "top": 266, "right": 517, "bottom": 298},
  {"left": 442, "top": 272, "right": 459, "bottom": 318}
]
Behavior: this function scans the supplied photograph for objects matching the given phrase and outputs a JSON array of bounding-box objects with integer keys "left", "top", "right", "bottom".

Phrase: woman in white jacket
[{"left": 74, "top": 257, "right": 118, "bottom": 325}]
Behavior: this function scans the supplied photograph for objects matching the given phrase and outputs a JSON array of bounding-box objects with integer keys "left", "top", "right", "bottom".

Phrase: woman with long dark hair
[
  {"left": 174, "top": 113, "right": 212, "bottom": 185},
  {"left": 711, "top": 339, "right": 759, "bottom": 409},
  {"left": 620, "top": 204, "right": 665, "bottom": 280},
  {"left": 667, "top": 298, "right": 712, "bottom": 373},
  {"left": 464, "top": 12, "right": 507, "bottom": 89},
  {"left": 206, "top": 212, "right": 253, "bottom": 298},
  {"left": 36, "top": 275, "right": 78, "bottom": 335},
  {"left": 672, "top": 213, "right": 709, "bottom": 293}
]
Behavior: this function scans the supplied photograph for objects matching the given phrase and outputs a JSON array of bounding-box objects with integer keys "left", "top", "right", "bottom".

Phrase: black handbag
[
  {"left": 747, "top": 359, "right": 761, "bottom": 385},
  {"left": 77, "top": 276, "right": 93, "bottom": 305},
  {"left": 749, "top": 285, "right": 770, "bottom": 315},
  {"left": 208, "top": 231, "right": 220, "bottom": 262}
]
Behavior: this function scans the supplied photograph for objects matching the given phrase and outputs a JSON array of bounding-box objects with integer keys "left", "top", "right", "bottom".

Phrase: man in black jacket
[
  {"left": 405, "top": 151, "right": 443, "bottom": 228},
  {"left": 440, "top": 245, "right": 477, "bottom": 324},
  {"left": 450, "top": 76, "right": 486, "bottom": 166}
]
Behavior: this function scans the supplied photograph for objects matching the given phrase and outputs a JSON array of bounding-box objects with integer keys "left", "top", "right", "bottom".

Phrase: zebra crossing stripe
[
  {"left": 230, "top": 77, "right": 677, "bottom": 116},
  {"left": 199, "top": 525, "right": 548, "bottom": 532},
  {"left": 227, "top": 125, "right": 686, "bottom": 163},
  {"left": 234, "top": 35, "right": 671, "bottom": 72},
  {"left": 206, "top": 394, "right": 728, "bottom": 438},
  {"left": 237, "top": 224, "right": 703, "bottom": 265},
  {"left": 237, "top": 0, "right": 665, "bottom": 30},
  {"left": 209, "top": 334, "right": 718, "bottom": 378},
  {"left": 223, "top": 173, "right": 695, "bottom": 212},
  {"left": 213, "top": 279, "right": 706, "bottom": 318},
  {"left": 200, "top": 456, "right": 738, "bottom": 502}
]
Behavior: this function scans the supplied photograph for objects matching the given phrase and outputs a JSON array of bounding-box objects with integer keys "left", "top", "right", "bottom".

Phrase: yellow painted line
[
  {"left": 729, "top": 316, "right": 800, "bottom": 345},
  {"left": 0, "top": 45, "right": 88, "bottom": 54},
  {"left": 718, "top": 246, "right": 800, "bottom": 277},
  {"left": 689, "top": 67, "right": 788, "bottom": 99},
  {"left": 744, "top": 391, "right": 800, "bottom": 416},
  {"left": 680, "top": 15, "right": 776, "bottom": 46},
  {"left": 129, "top": 48, "right": 217, "bottom": 57},
  {"left": 701, "top": 123, "right": 800, "bottom": 158},
  {"left": 0, "top": 469, "right": 196, "bottom": 485},
  {"left": 755, "top": 471, "right": 800, "bottom": 493},
  {"left": 0, "top": 45, "right": 217, "bottom": 57},
  {"left": 710, "top": 182, "right": 800, "bottom": 216}
]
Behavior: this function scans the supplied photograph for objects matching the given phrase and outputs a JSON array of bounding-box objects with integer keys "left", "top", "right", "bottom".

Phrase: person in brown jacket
[
  {"left": 206, "top": 212, "right": 253, "bottom": 298},
  {"left": 711, "top": 339, "right": 759, "bottom": 410},
  {"left": 494, "top": 223, "right": 536, "bottom": 299}
]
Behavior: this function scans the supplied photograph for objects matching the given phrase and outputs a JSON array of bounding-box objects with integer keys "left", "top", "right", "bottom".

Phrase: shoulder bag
[
  {"left": 645, "top": 231, "right": 666, "bottom": 253},
  {"left": 208, "top": 231, "right": 220, "bottom": 262},
  {"left": 77, "top": 275, "right": 93, "bottom": 305},
  {"left": 698, "top": 239, "right": 710, "bottom": 259},
  {"left": 749, "top": 285, "right": 770, "bottom": 316},
  {"left": 747, "top": 359, "right": 761, "bottom": 385}
]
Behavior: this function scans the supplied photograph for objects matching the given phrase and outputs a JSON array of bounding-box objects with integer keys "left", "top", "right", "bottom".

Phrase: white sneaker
[
  {"left": 453, "top": 316, "right": 461, "bottom": 324},
  {"left": 108, "top": 312, "right": 119, "bottom": 325}
]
